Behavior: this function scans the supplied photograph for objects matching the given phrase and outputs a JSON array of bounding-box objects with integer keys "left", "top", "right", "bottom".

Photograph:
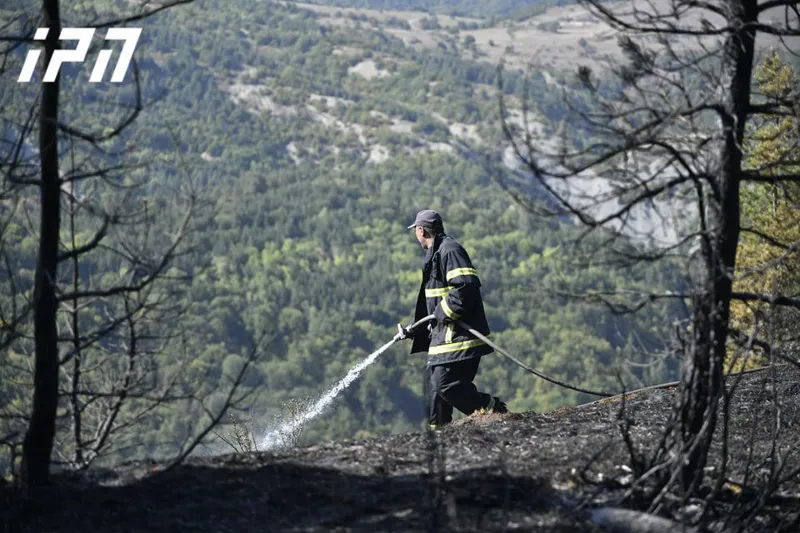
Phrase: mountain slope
[
  {"left": 0, "top": 0, "right": 684, "bottom": 469},
  {"left": 289, "top": 0, "right": 561, "bottom": 18}
]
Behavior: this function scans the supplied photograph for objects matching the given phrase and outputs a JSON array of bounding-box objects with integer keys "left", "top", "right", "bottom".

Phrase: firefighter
[{"left": 398, "top": 209, "right": 507, "bottom": 428}]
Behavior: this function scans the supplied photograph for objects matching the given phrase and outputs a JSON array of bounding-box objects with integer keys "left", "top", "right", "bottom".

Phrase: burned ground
[{"left": 4, "top": 365, "right": 800, "bottom": 532}]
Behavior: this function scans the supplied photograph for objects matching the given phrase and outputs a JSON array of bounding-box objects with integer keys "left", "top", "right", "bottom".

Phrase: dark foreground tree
[
  {"left": 499, "top": 0, "right": 800, "bottom": 499},
  {"left": 25, "top": 0, "right": 62, "bottom": 489}
]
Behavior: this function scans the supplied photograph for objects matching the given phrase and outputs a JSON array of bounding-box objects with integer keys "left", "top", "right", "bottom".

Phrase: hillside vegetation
[
  {"left": 0, "top": 0, "right": 683, "bottom": 471},
  {"left": 289, "top": 0, "right": 563, "bottom": 18}
]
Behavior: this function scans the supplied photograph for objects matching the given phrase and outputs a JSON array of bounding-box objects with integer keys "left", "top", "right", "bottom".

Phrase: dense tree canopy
[{"left": 0, "top": 0, "right": 683, "bottom": 473}]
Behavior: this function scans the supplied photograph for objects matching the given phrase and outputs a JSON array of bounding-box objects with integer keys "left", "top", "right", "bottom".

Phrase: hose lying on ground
[
  {"left": 458, "top": 319, "right": 787, "bottom": 402},
  {"left": 576, "top": 363, "right": 789, "bottom": 408},
  {"left": 408, "top": 317, "right": 784, "bottom": 401}
]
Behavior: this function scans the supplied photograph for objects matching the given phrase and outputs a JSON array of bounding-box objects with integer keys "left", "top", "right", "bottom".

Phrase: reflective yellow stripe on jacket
[
  {"left": 446, "top": 267, "right": 478, "bottom": 281},
  {"left": 440, "top": 299, "right": 460, "bottom": 320},
  {"left": 445, "top": 323, "right": 455, "bottom": 343},
  {"left": 428, "top": 338, "right": 487, "bottom": 355},
  {"left": 425, "top": 287, "right": 452, "bottom": 298}
]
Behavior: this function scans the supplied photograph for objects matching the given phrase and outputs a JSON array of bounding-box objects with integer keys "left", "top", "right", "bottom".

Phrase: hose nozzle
[{"left": 394, "top": 314, "right": 436, "bottom": 341}]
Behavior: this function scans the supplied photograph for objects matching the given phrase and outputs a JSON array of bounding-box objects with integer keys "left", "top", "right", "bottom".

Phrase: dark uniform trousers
[{"left": 424, "top": 358, "right": 492, "bottom": 426}]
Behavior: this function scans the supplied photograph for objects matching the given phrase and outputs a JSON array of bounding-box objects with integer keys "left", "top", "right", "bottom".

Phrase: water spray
[{"left": 260, "top": 314, "right": 434, "bottom": 450}]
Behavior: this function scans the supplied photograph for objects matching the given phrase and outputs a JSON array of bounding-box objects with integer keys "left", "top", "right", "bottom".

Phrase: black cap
[{"left": 407, "top": 209, "right": 443, "bottom": 230}]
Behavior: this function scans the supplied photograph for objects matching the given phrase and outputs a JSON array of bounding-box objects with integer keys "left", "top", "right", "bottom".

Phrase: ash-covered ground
[{"left": 4, "top": 365, "right": 800, "bottom": 532}]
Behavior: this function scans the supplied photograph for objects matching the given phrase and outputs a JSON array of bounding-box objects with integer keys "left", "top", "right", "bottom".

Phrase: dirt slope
[{"left": 4, "top": 365, "right": 800, "bottom": 532}]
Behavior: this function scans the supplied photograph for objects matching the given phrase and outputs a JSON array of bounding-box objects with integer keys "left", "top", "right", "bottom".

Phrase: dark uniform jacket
[{"left": 410, "top": 233, "right": 493, "bottom": 365}]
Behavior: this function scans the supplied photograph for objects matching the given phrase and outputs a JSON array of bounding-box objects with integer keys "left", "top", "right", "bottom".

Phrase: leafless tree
[
  {"left": 50, "top": 169, "right": 197, "bottom": 470},
  {"left": 498, "top": 0, "right": 800, "bottom": 503},
  {"left": 1, "top": 0, "right": 258, "bottom": 488}
]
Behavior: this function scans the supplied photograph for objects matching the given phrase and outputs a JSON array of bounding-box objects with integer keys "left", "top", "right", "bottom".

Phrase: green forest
[
  {"left": 0, "top": 0, "right": 686, "bottom": 472},
  {"left": 295, "top": 0, "right": 572, "bottom": 18}
]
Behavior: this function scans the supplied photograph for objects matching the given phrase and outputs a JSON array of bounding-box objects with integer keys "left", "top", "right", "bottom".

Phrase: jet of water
[{"left": 260, "top": 336, "right": 399, "bottom": 450}]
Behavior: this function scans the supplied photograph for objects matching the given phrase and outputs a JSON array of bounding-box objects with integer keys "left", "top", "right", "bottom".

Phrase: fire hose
[
  {"left": 400, "top": 316, "right": 785, "bottom": 405},
  {"left": 400, "top": 314, "right": 615, "bottom": 397}
]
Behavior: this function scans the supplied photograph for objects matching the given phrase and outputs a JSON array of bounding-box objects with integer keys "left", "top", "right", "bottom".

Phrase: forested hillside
[
  {"left": 293, "top": 0, "right": 566, "bottom": 18},
  {"left": 0, "top": 0, "right": 683, "bottom": 470}
]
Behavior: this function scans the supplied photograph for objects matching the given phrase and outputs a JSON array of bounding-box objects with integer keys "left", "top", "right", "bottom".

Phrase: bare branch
[
  {"left": 727, "top": 327, "right": 800, "bottom": 368},
  {"left": 57, "top": 59, "right": 143, "bottom": 147},
  {"left": 731, "top": 292, "right": 800, "bottom": 309},
  {"left": 739, "top": 228, "right": 795, "bottom": 250},
  {"left": 56, "top": 215, "right": 111, "bottom": 263},
  {"left": 748, "top": 102, "right": 797, "bottom": 115},
  {"left": 57, "top": 195, "right": 195, "bottom": 301},
  {"left": 742, "top": 172, "right": 800, "bottom": 182},
  {"left": 750, "top": 23, "right": 800, "bottom": 36},
  {"left": 579, "top": 0, "right": 733, "bottom": 35},
  {"left": 757, "top": 0, "right": 800, "bottom": 12},
  {"left": 162, "top": 332, "right": 268, "bottom": 471}
]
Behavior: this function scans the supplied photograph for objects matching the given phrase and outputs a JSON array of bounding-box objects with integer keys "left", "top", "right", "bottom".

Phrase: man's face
[{"left": 415, "top": 226, "right": 428, "bottom": 249}]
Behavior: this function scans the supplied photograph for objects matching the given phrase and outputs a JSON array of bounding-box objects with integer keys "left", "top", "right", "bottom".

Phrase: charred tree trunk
[
  {"left": 22, "top": 0, "right": 61, "bottom": 487},
  {"left": 679, "top": 0, "right": 756, "bottom": 492}
]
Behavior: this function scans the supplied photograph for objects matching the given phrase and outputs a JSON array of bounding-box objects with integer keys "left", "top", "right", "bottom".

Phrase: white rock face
[
  {"left": 348, "top": 60, "right": 390, "bottom": 79},
  {"left": 499, "top": 113, "right": 699, "bottom": 247},
  {"left": 226, "top": 83, "right": 297, "bottom": 116},
  {"left": 368, "top": 144, "right": 390, "bottom": 164},
  {"left": 286, "top": 142, "right": 302, "bottom": 165},
  {"left": 428, "top": 142, "right": 454, "bottom": 155}
]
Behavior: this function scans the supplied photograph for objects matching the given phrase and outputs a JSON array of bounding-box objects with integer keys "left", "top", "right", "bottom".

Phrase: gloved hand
[{"left": 396, "top": 323, "right": 412, "bottom": 340}]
